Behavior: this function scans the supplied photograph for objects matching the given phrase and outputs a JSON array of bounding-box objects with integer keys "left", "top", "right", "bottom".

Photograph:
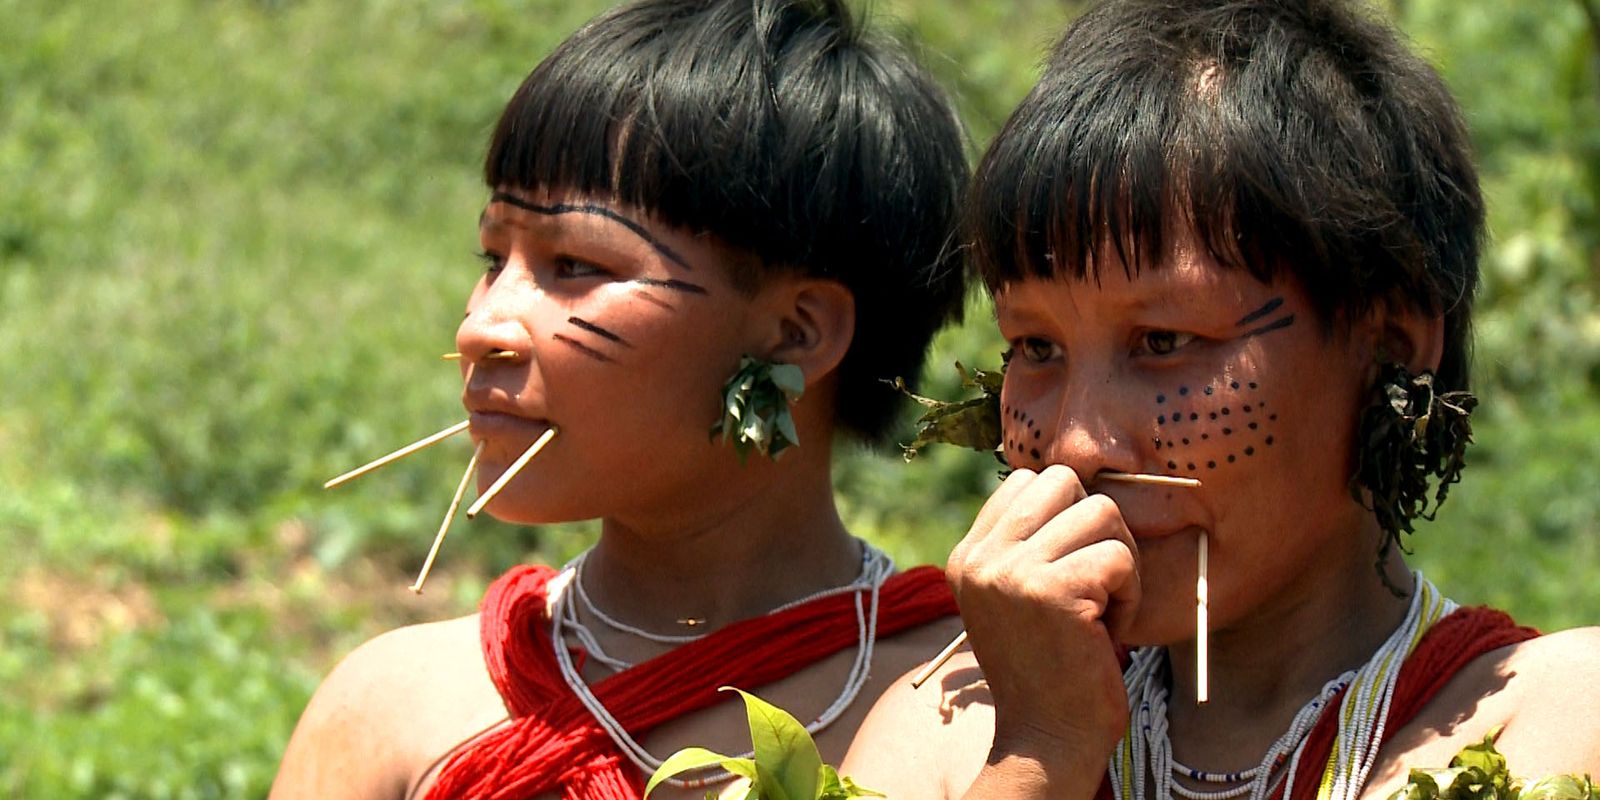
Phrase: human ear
[
  {"left": 757, "top": 277, "right": 856, "bottom": 387},
  {"left": 1366, "top": 301, "right": 1445, "bottom": 374}
]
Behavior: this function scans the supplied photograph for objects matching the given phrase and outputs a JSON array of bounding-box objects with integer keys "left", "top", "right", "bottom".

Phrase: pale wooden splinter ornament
[
  {"left": 408, "top": 441, "right": 486, "bottom": 594},
  {"left": 908, "top": 471, "right": 1203, "bottom": 690},
  {"left": 465, "top": 427, "right": 558, "bottom": 519},
  {"left": 441, "top": 350, "right": 520, "bottom": 361},
  {"left": 322, "top": 420, "right": 471, "bottom": 489},
  {"left": 1197, "top": 531, "right": 1210, "bottom": 704}
]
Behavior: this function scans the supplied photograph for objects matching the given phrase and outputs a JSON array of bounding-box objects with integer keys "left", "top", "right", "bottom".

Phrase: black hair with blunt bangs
[
  {"left": 970, "top": 0, "right": 1486, "bottom": 393},
  {"left": 485, "top": 0, "right": 970, "bottom": 444}
]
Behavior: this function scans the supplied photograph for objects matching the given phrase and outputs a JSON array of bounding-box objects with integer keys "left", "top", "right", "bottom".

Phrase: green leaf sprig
[
  {"left": 1350, "top": 362, "right": 1478, "bottom": 592},
  {"left": 646, "top": 688, "right": 884, "bottom": 800},
  {"left": 713, "top": 357, "right": 806, "bottom": 462},
  {"left": 889, "top": 361, "right": 1005, "bottom": 462},
  {"left": 1386, "top": 727, "right": 1596, "bottom": 800}
]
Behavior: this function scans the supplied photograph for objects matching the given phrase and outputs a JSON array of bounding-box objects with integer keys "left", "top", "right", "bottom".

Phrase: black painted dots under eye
[
  {"left": 1003, "top": 404, "right": 1048, "bottom": 463},
  {"left": 1153, "top": 378, "right": 1277, "bottom": 469}
]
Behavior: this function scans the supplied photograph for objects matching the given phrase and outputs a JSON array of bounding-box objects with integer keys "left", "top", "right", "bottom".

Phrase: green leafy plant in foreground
[
  {"left": 646, "top": 688, "right": 883, "bottom": 800},
  {"left": 1387, "top": 727, "right": 1596, "bottom": 800}
]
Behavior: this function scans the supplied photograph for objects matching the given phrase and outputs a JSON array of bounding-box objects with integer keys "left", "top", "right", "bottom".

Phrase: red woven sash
[{"left": 425, "top": 564, "right": 958, "bottom": 800}]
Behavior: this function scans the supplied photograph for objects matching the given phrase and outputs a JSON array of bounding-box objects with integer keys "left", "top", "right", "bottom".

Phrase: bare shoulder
[
  {"left": 1486, "top": 626, "right": 1600, "bottom": 765},
  {"left": 270, "top": 614, "right": 505, "bottom": 800},
  {"left": 843, "top": 649, "right": 995, "bottom": 800},
  {"left": 1371, "top": 625, "right": 1600, "bottom": 797}
]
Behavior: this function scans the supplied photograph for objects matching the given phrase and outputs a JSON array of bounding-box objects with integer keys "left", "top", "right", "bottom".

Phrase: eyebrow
[{"left": 486, "top": 192, "right": 696, "bottom": 272}]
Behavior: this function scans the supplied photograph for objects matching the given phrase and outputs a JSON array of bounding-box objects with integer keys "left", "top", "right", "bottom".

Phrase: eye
[
  {"left": 476, "top": 250, "right": 505, "bottom": 275},
  {"left": 1139, "top": 330, "right": 1196, "bottom": 356},
  {"left": 553, "top": 256, "right": 610, "bottom": 280},
  {"left": 1011, "top": 337, "right": 1061, "bottom": 364}
]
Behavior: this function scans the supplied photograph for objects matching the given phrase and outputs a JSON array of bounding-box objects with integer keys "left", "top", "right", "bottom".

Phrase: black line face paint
[
  {"left": 631, "top": 288, "right": 675, "bottom": 310},
  {"left": 1241, "top": 314, "right": 1296, "bottom": 339},
  {"left": 552, "top": 332, "right": 615, "bottom": 364},
  {"left": 632, "top": 277, "right": 709, "bottom": 295},
  {"left": 567, "top": 316, "right": 630, "bottom": 347},
  {"left": 1234, "top": 297, "right": 1284, "bottom": 327},
  {"left": 489, "top": 192, "right": 695, "bottom": 272}
]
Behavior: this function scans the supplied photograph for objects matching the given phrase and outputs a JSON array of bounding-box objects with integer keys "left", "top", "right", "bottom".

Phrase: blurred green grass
[{"left": 1, "top": 1, "right": 1596, "bottom": 797}]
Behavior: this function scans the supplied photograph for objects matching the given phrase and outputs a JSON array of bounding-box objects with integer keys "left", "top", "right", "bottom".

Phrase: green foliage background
[{"left": 1, "top": 0, "right": 1596, "bottom": 796}]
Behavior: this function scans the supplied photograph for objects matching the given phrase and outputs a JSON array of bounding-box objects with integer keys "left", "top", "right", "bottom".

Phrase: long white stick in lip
[
  {"left": 465, "top": 426, "right": 558, "bottom": 519},
  {"left": 322, "top": 420, "right": 471, "bottom": 489},
  {"left": 909, "top": 470, "right": 1202, "bottom": 690},
  {"left": 1197, "top": 531, "right": 1210, "bottom": 704},
  {"left": 408, "top": 441, "right": 486, "bottom": 594}
]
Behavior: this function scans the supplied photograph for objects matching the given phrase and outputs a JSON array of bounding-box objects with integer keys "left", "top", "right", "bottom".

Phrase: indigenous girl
[
  {"left": 842, "top": 0, "right": 1600, "bottom": 796},
  {"left": 270, "top": 0, "right": 968, "bottom": 797}
]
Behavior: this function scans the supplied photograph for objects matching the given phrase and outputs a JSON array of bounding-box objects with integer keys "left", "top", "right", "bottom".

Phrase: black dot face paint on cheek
[{"left": 1179, "top": 386, "right": 1190, "bottom": 397}]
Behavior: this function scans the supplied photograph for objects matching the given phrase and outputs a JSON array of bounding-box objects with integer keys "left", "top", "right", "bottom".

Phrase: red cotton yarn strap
[
  {"left": 425, "top": 563, "right": 959, "bottom": 800},
  {"left": 1280, "top": 606, "right": 1539, "bottom": 800},
  {"left": 1092, "top": 606, "right": 1539, "bottom": 800}
]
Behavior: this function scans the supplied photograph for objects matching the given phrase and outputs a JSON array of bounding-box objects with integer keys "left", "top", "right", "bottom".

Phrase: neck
[
  {"left": 1164, "top": 532, "right": 1414, "bottom": 771},
  {"left": 578, "top": 439, "right": 859, "bottom": 637}
]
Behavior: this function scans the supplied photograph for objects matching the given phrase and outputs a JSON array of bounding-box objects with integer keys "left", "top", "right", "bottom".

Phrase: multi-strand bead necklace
[
  {"left": 548, "top": 541, "right": 896, "bottom": 789},
  {"left": 1111, "top": 574, "right": 1456, "bottom": 800}
]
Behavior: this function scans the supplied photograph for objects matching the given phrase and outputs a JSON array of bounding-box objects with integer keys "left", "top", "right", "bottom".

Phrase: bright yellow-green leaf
[
  {"left": 727, "top": 687, "right": 823, "bottom": 800},
  {"left": 645, "top": 747, "right": 758, "bottom": 798}
]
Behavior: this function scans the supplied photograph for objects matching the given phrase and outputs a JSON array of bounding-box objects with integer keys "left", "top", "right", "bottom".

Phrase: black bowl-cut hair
[
  {"left": 485, "top": 0, "right": 969, "bottom": 444},
  {"left": 970, "top": 0, "right": 1485, "bottom": 393}
]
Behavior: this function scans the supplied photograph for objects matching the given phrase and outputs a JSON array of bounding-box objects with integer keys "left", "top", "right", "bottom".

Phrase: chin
[{"left": 1116, "top": 589, "right": 1203, "bottom": 649}]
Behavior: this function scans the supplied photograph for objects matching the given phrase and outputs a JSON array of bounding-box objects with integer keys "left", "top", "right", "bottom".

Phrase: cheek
[
  {"left": 1152, "top": 377, "right": 1282, "bottom": 475},
  {"left": 999, "top": 397, "right": 1051, "bottom": 466}
]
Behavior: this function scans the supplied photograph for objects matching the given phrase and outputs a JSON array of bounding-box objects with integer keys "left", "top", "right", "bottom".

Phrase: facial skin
[
  {"left": 458, "top": 188, "right": 779, "bottom": 527},
  {"left": 994, "top": 236, "right": 1384, "bottom": 647}
]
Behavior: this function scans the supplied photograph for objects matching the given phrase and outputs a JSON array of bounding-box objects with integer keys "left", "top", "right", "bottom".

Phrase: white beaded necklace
[
  {"left": 548, "top": 541, "right": 896, "bottom": 789},
  {"left": 1111, "top": 574, "right": 1456, "bottom": 800}
]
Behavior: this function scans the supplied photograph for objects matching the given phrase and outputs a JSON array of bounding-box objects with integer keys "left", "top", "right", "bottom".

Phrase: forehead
[{"left": 997, "top": 237, "right": 1262, "bottom": 319}]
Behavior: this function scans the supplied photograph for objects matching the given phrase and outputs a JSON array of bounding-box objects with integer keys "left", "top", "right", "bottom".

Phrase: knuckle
[{"left": 1076, "top": 493, "right": 1124, "bottom": 529}]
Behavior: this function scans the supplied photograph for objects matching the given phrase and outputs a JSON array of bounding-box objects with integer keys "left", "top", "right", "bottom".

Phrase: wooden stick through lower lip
[
  {"left": 408, "top": 441, "right": 485, "bottom": 594},
  {"left": 1197, "top": 531, "right": 1210, "bottom": 704},
  {"left": 910, "top": 471, "right": 1201, "bottom": 689},
  {"left": 465, "top": 427, "right": 557, "bottom": 518},
  {"left": 323, "top": 420, "right": 471, "bottom": 489}
]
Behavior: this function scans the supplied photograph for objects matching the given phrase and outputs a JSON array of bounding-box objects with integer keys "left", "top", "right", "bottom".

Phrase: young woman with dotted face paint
[
  {"left": 271, "top": 1, "right": 973, "bottom": 798},
  {"left": 990, "top": 242, "right": 1379, "bottom": 650},
  {"left": 843, "top": 1, "right": 1600, "bottom": 798}
]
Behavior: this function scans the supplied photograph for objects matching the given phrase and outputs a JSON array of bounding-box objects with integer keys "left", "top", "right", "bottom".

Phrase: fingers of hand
[
  {"left": 951, "top": 465, "right": 1090, "bottom": 592},
  {"left": 956, "top": 493, "right": 1137, "bottom": 628}
]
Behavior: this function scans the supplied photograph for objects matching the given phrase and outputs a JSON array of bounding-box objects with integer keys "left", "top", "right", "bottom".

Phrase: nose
[
  {"left": 456, "top": 270, "right": 538, "bottom": 365},
  {"left": 1008, "top": 378, "right": 1141, "bottom": 484}
]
